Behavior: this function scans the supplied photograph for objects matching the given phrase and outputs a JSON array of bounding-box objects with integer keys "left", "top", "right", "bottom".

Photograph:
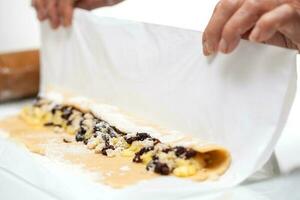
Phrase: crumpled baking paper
[{"left": 0, "top": 9, "right": 297, "bottom": 199}]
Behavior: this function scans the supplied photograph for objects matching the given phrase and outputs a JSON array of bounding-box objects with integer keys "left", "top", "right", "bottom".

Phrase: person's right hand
[
  {"left": 203, "top": 0, "right": 300, "bottom": 56},
  {"left": 32, "top": 0, "right": 124, "bottom": 29}
]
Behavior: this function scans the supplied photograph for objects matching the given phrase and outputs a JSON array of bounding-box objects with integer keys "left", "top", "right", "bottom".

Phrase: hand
[
  {"left": 203, "top": 0, "right": 300, "bottom": 55},
  {"left": 32, "top": 0, "right": 124, "bottom": 29}
]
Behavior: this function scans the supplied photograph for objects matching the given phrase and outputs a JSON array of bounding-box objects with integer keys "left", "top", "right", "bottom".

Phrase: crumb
[
  {"left": 120, "top": 165, "right": 130, "bottom": 172},
  {"left": 63, "top": 138, "right": 72, "bottom": 143},
  {"left": 105, "top": 172, "right": 112, "bottom": 177}
]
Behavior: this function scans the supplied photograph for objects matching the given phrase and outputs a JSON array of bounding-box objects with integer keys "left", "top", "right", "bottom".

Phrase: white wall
[
  {"left": 92, "top": 0, "right": 217, "bottom": 30},
  {"left": 0, "top": 0, "right": 218, "bottom": 53},
  {"left": 0, "top": 0, "right": 40, "bottom": 53}
]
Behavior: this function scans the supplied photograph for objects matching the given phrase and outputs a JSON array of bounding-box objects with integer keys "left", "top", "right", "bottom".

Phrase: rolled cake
[{"left": 20, "top": 91, "right": 231, "bottom": 179}]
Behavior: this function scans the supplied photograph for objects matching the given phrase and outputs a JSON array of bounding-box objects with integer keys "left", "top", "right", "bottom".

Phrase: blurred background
[{"left": 0, "top": 0, "right": 217, "bottom": 52}]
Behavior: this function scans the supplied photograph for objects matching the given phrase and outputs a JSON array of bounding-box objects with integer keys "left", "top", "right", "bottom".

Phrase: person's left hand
[{"left": 32, "top": 0, "right": 124, "bottom": 29}]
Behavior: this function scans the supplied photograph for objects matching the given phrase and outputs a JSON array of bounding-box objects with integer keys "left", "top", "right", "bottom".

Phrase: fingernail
[
  {"left": 227, "top": 38, "right": 240, "bottom": 54},
  {"left": 203, "top": 42, "right": 209, "bottom": 56},
  {"left": 62, "top": 17, "right": 67, "bottom": 27},
  {"left": 205, "top": 41, "right": 217, "bottom": 55},
  {"left": 203, "top": 42, "right": 211, "bottom": 56},
  {"left": 249, "top": 27, "right": 261, "bottom": 42},
  {"left": 219, "top": 39, "right": 228, "bottom": 53},
  {"left": 207, "top": 43, "right": 216, "bottom": 55},
  {"left": 65, "top": 17, "right": 72, "bottom": 27},
  {"left": 40, "top": 8, "right": 45, "bottom": 16},
  {"left": 51, "top": 21, "right": 59, "bottom": 29},
  {"left": 37, "top": 11, "right": 44, "bottom": 21}
]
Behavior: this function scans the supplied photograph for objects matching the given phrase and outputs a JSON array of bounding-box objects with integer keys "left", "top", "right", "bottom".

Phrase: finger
[
  {"left": 105, "top": 0, "right": 125, "bottom": 6},
  {"left": 58, "top": 0, "right": 74, "bottom": 27},
  {"left": 47, "top": 0, "right": 60, "bottom": 29},
  {"left": 218, "top": 0, "right": 273, "bottom": 54},
  {"left": 202, "top": 0, "right": 242, "bottom": 56},
  {"left": 32, "top": 0, "right": 47, "bottom": 21},
  {"left": 263, "top": 32, "right": 294, "bottom": 49},
  {"left": 75, "top": 0, "right": 124, "bottom": 10},
  {"left": 250, "top": 3, "right": 300, "bottom": 46}
]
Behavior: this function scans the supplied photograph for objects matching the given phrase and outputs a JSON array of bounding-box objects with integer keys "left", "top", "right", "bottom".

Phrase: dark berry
[
  {"left": 185, "top": 149, "right": 197, "bottom": 159},
  {"left": 152, "top": 155, "right": 159, "bottom": 161},
  {"left": 125, "top": 136, "right": 135, "bottom": 144},
  {"left": 136, "top": 133, "right": 151, "bottom": 140},
  {"left": 173, "top": 146, "right": 197, "bottom": 159},
  {"left": 51, "top": 105, "right": 61, "bottom": 114},
  {"left": 77, "top": 127, "right": 86, "bottom": 135},
  {"left": 125, "top": 132, "right": 151, "bottom": 144},
  {"left": 67, "top": 120, "right": 73, "bottom": 126},
  {"left": 80, "top": 119, "right": 84, "bottom": 126},
  {"left": 101, "top": 145, "right": 115, "bottom": 156},
  {"left": 162, "top": 148, "right": 172, "bottom": 153},
  {"left": 154, "top": 162, "right": 170, "bottom": 175},
  {"left": 94, "top": 126, "right": 101, "bottom": 132},
  {"left": 107, "top": 128, "right": 117, "bottom": 138},
  {"left": 102, "top": 134, "right": 110, "bottom": 146},
  {"left": 151, "top": 138, "right": 161, "bottom": 145},
  {"left": 61, "top": 106, "right": 73, "bottom": 120},
  {"left": 83, "top": 139, "right": 88, "bottom": 145},
  {"left": 75, "top": 134, "right": 85, "bottom": 142},
  {"left": 133, "top": 146, "right": 154, "bottom": 163},
  {"left": 174, "top": 146, "right": 187, "bottom": 157},
  {"left": 112, "top": 127, "right": 126, "bottom": 136}
]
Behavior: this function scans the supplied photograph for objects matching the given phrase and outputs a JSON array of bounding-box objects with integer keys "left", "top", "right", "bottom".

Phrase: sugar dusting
[{"left": 0, "top": 116, "right": 157, "bottom": 188}]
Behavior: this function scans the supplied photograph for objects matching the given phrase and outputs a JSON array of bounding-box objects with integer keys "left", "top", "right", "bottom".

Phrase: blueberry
[
  {"left": 77, "top": 127, "right": 86, "bottom": 135},
  {"left": 51, "top": 105, "right": 61, "bottom": 114},
  {"left": 112, "top": 127, "right": 126, "bottom": 136},
  {"left": 61, "top": 106, "right": 73, "bottom": 120},
  {"left": 174, "top": 146, "right": 187, "bottom": 157},
  {"left": 75, "top": 133, "right": 85, "bottom": 142},
  {"left": 83, "top": 139, "right": 88, "bottom": 145},
  {"left": 136, "top": 133, "right": 151, "bottom": 140},
  {"left": 173, "top": 146, "right": 197, "bottom": 159},
  {"left": 162, "top": 148, "right": 172, "bottom": 153},
  {"left": 154, "top": 162, "right": 170, "bottom": 175},
  {"left": 101, "top": 145, "right": 115, "bottom": 156},
  {"left": 102, "top": 134, "right": 110, "bottom": 146},
  {"left": 185, "top": 149, "right": 197, "bottom": 159},
  {"left": 125, "top": 132, "right": 151, "bottom": 144},
  {"left": 133, "top": 146, "right": 154, "bottom": 163}
]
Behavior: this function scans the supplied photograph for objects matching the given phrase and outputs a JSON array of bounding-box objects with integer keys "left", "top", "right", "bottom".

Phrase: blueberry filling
[
  {"left": 29, "top": 98, "right": 206, "bottom": 176},
  {"left": 174, "top": 146, "right": 197, "bottom": 159},
  {"left": 133, "top": 146, "right": 154, "bottom": 163},
  {"left": 125, "top": 132, "right": 151, "bottom": 144}
]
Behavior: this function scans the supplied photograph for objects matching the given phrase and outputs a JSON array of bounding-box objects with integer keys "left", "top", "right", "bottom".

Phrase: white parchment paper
[{"left": 0, "top": 9, "right": 297, "bottom": 199}]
